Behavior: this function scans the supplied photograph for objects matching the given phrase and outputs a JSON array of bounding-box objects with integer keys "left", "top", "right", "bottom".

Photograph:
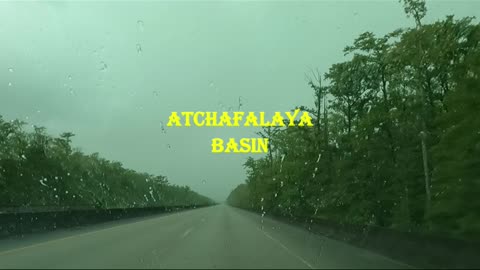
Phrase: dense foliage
[
  {"left": 228, "top": 0, "right": 480, "bottom": 240},
  {"left": 0, "top": 117, "right": 214, "bottom": 211}
]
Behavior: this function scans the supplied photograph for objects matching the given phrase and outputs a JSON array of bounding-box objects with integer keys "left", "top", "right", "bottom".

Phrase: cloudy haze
[{"left": 1, "top": 0, "right": 479, "bottom": 201}]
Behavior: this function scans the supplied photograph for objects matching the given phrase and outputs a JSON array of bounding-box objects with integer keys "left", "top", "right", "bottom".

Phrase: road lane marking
[
  {"left": 258, "top": 228, "right": 314, "bottom": 269},
  {"left": 181, "top": 228, "right": 193, "bottom": 238}
]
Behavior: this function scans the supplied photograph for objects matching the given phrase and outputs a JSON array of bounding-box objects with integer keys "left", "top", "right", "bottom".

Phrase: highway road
[{"left": 0, "top": 204, "right": 411, "bottom": 269}]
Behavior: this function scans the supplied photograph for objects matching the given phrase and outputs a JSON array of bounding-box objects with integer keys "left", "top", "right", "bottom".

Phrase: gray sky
[{"left": 1, "top": 1, "right": 479, "bottom": 202}]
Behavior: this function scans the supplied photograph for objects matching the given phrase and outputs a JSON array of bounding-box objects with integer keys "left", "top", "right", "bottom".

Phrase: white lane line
[
  {"left": 258, "top": 228, "right": 314, "bottom": 269},
  {"left": 181, "top": 228, "right": 193, "bottom": 238}
]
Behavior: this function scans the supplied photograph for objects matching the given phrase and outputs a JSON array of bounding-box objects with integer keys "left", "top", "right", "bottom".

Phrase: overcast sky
[{"left": 1, "top": 1, "right": 479, "bottom": 202}]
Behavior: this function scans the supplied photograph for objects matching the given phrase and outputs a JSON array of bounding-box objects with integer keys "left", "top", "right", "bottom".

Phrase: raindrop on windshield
[
  {"left": 160, "top": 121, "right": 167, "bottom": 134},
  {"left": 202, "top": 180, "right": 206, "bottom": 184},
  {"left": 39, "top": 179, "right": 48, "bottom": 187},
  {"left": 68, "top": 75, "right": 72, "bottom": 80},
  {"left": 99, "top": 61, "right": 108, "bottom": 71},
  {"left": 136, "top": 43, "right": 142, "bottom": 53},
  {"left": 137, "top": 20, "right": 144, "bottom": 32},
  {"left": 8, "top": 67, "right": 13, "bottom": 72},
  {"left": 8, "top": 82, "right": 12, "bottom": 87},
  {"left": 209, "top": 81, "right": 214, "bottom": 87},
  {"left": 238, "top": 96, "right": 244, "bottom": 110}
]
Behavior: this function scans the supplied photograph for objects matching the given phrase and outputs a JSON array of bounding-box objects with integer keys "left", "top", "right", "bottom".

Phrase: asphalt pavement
[{"left": 0, "top": 204, "right": 412, "bottom": 269}]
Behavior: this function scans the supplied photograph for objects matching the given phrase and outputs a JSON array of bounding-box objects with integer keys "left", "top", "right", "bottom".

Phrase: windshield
[{"left": 1, "top": 0, "right": 479, "bottom": 269}]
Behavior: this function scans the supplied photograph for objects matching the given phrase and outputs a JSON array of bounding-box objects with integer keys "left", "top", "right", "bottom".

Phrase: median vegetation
[{"left": 228, "top": 0, "right": 480, "bottom": 242}]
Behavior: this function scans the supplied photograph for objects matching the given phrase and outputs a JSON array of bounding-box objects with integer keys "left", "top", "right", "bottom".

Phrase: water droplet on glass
[
  {"left": 55, "top": 176, "right": 58, "bottom": 180},
  {"left": 209, "top": 81, "right": 214, "bottom": 87},
  {"left": 21, "top": 154, "right": 26, "bottom": 159},
  {"left": 160, "top": 121, "right": 167, "bottom": 134},
  {"left": 8, "top": 82, "right": 12, "bottom": 87},
  {"left": 274, "top": 193, "right": 277, "bottom": 198},
  {"left": 8, "top": 67, "right": 13, "bottom": 72},
  {"left": 55, "top": 195, "right": 59, "bottom": 198},
  {"left": 136, "top": 43, "right": 142, "bottom": 53},
  {"left": 260, "top": 197, "right": 264, "bottom": 202},
  {"left": 99, "top": 61, "right": 108, "bottom": 71},
  {"left": 137, "top": 20, "right": 144, "bottom": 32},
  {"left": 238, "top": 96, "right": 244, "bottom": 110},
  {"left": 304, "top": 161, "right": 308, "bottom": 165},
  {"left": 39, "top": 179, "right": 48, "bottom": 187},
  {"left": 167, "top": 144, "right": 171, "bottom": 149},
  {"left": 153, "top": 91, "right": 159, "bottom": 97},
  {"left": 202, "top": 180, "right": 206, "bottom": 184},
  {"left": 68, "top": 75, "right": 72, "bottom": 80}
]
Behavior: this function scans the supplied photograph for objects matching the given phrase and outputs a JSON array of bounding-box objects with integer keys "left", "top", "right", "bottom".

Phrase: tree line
[
  {"left": 227, "top": 0, "right": 480, "bottom": 241},
  {"left": 0, "top": 116, "right": 214, "bottom": 212}
]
